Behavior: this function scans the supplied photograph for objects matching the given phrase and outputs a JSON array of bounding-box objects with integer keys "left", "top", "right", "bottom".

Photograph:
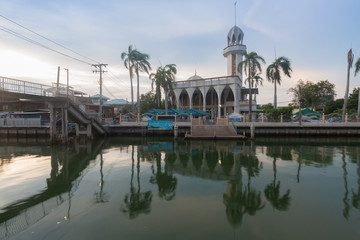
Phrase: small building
[
  {"left": 104, "top": 99, "right": 132, "bottom": 114},
  {"left": 90, "top": 94, "right": 110, "bottom": 105}
]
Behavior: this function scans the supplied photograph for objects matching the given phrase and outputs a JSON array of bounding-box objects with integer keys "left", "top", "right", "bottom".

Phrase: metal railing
[{"left": 0, "top": 76, "right": 53, "bottom": 97}]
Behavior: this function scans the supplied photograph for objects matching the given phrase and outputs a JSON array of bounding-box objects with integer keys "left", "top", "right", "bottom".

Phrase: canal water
[{"left": 0, "top": 137, "right": 360, "bottom": 240}]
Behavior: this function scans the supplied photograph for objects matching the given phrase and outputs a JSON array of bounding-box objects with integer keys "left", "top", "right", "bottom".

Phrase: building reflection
[
  {"left": 0, "top": 139, "right": 105, "bottom": 240},
  {"left": 140, "top": 140, "right": 267, "bottom": 228}
]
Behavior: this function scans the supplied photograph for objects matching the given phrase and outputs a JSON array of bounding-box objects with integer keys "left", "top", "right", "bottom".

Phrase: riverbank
[{"left": 1, "top": 122, "right": 360, "bottom": 138}]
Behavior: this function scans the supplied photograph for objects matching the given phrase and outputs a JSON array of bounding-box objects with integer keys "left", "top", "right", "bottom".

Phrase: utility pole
[{"left": 92, "top": 64, "right": 107, "bottom": 120}]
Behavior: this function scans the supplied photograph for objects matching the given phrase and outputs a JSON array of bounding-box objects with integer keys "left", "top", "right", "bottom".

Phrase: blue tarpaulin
[{"left": 148, "top": 120, "right": 173, "bottom": 130}]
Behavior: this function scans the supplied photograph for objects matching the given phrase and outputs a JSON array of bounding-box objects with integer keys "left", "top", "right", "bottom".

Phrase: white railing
[
  {"left": 0, "top": 118, "right": 41, "bottom": 127},
  {"left": 0, "top": 76, "right": 53, "bottom": 96}
]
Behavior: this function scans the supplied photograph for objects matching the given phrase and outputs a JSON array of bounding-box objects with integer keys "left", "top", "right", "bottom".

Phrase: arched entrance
[
  {"left": 192, "top": 88, "right": 203, "bottom": 110},
  {"left": 179, "top": 89, "right": 190, "bottom": 110},
  {"left": 205, "top": 87, "right": 218, "bottom": 119},
  {"left": 220, "top": 86, "right": 234, "bottom": 116}
]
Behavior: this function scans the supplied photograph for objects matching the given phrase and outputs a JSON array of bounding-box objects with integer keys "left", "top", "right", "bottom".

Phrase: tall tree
[
  {"left": 149, "top": 71, "right": 162, "bottom": 108},
  {"left": 238, "top": 52, "right": 265, "bottom": 121},
  {"left": 266, "top": 57, "right": 292, "bottom": 109},
  {"left": 355, "top": 57, "right": 360, "bottom": 120},
  {"left": 121, "top": 45, "right": 137, "bottom": 112},
  {"left": 149, "top": 64, "right": 177, "bottom": 115},
  {"left": 250, "top": 71, "right": 263, "bottom": 102},
  {"left": 289, "top": 79, "right": 335, "bottom": 111},
  {"left": 342, "top": 49, "right": 354, "bottom": 120},
  {"left": 133, "top": 50, "right": 151, "bottom": 116}
]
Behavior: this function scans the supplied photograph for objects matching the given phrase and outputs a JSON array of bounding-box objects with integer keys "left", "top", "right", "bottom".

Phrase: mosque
[{"left": 173, "top": 25, "right": 258, "bottom": 118}]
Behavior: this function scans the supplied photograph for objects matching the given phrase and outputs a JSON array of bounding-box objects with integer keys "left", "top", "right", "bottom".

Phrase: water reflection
[
  {"left": 0, "top": 139, "right": 105, "bottom": 239},
  {"left": 94, "top": 152, "right": 109, "bottom": 203},
  {"left": 1, "top": 137, "right": 360, "bottom": 239},
  {"left": 121, "top": 145, "right": 153, "bottom": 219},
  {"left": 223, "top": 143, "right": 265, "bottom": 227}
]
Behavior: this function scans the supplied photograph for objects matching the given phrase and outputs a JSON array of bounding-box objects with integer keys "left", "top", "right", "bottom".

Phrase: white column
[
  {"left": 230, "top": 84, "right": 239, "bottom": 114},
  {"left": 187, "top": 88, "right": 195, "bottom": 110}
]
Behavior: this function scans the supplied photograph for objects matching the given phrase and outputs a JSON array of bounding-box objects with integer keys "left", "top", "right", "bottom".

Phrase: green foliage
[
  {"left": 355, "top": 58, "right": 360, "bottom": 76},
  {"left": 139, "top": 91, "right": 163, "bottom": 114},
  {"left": 348, "top": 88, "right": 359, "bottom": 114},
  {"left": 324, "top": 88, "right": 358, "bottom": 114},
  {"left": 238, "top": 51, "right": 265, "bottom": 120},
  {"left": 258, "top": 103, "right": 274, "bottom": 110},
  {"left": 325, "top": 98, "right": 343, "bottom": 114},
  {"left": 289, "top": 79, "right": 335, "bottom": 111},
  {"left": 120, "top": 104, "right": 131, "bottom": 114},
  {"left": 266, "top": 56, "right": 292, "bottom": 108},
  {"left": 149, "top": 64, "right": 177, "bottom": 114},
  {"left": 264, "top": 107, "right": 293, "bottom": 121}
]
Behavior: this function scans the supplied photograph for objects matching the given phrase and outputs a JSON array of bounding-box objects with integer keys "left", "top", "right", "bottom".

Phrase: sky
[{"left": 0, "top": 0, "right": 360, "bottom": 106}]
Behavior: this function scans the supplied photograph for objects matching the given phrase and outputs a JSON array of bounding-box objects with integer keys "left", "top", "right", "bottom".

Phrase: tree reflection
[
  {"left": 264, "top": 159, "right": 291, "bottom": 211},
  {"left": 149, "top": 152, "right": 178, "bottom": 201},
  {"left": 94, "top": 152, "right": 108, "bottom": 203},
  {"left": 352, "top": 149, "right": 360, "bottom": 210},
  {"left": 121, "top": 145, "right": 152, "bottom": 219},
  {"left": 223, "top": 145, "right": 264, "bottom": 228}
]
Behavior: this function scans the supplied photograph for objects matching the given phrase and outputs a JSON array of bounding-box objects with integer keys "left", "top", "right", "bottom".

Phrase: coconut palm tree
[
  {"left": 355, "top": 57, "right": 360, "bottom": 121},
  {"left": 238, "top": 52, "right": 265, "bottom": 121},
  {"left": 356, "top": 58, "right": 360, "bottom": 76},
  {"left": 133, "top": 51, "right": 151, "bottom": 115},
  {"left": 149, "top": 71, "right": 162, "bottom": 108},
  {"left": 121, "top": 45, "right": 137, "bottom": 112},
  {"left": 250, "top": 71, "right": 263, "bottom": 102},
  {"left": 149, "top": 64, "right": 177, "bottom": 115},
  {"left": 266, "top": 57, "right": 292, "bottom": 109}
]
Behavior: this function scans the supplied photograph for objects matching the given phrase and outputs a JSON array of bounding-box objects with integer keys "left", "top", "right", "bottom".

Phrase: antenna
[{"left": 234, "top": 1, "right": 237, "bottom": 26}]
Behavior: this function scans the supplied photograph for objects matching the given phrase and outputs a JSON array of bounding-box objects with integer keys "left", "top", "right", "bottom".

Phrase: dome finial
[{"left": 234, "top": 1, "right": 237, "bottom": 26}]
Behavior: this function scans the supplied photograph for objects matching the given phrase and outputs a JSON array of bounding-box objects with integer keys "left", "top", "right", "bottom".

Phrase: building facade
[{"left": 174, "top": 25, "right": 258, "bottom": 118}]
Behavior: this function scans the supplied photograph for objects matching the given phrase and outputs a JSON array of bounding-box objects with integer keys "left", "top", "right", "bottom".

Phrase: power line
[
  {"left": 0, "top": 13, "right": 99, "bottom": 64},
  {"left": 0, "top": 24, "right": 92, "bottom": 65},
  {"left": 0, "top": 13, "right": 128, "bottom": 99}
]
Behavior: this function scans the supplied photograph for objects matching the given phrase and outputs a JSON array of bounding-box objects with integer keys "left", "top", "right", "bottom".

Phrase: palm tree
[
  {"left": 343, "top": 49, "right": 354, "bottom": 120},
  {"left": 121, "top": 45, "right": 137, "bottom": 112},
  {"left": 355, "top": 57, "right": 360, "bottom": 121},
  {"left": 356, "top": 58, "right": 360, "bottom": 76},
  {"left": 238, "top": 52, "right": 265, "bottom": 121},
  {"left": 250, "top": 71, "right": 263, "bottom": 102},
  {"left": 149, "top": 71, "right": 162, "bottom": 108},
  {"left": 149, "top": 64, "right": 177, "bottom": 115},
  {"left": 133, "top": 50, "right": 151, "bottom": 115},
  {"left": 266, "top": 57, "right": 292, "bottom": 109}
]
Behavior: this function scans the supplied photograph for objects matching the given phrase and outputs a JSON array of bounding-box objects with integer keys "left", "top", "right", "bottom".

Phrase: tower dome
[{"left": 227, "top": 25, "right": 244, "bottom": 46}]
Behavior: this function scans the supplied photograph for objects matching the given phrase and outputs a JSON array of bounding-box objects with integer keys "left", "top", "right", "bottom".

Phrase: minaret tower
[{"left": 223, "top": 26, "right": 247, "bottom": 83}]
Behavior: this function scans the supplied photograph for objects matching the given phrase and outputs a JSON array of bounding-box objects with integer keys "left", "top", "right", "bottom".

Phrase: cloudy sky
[{"left": 0, "top": 0, "right": 359, "bottom": 105}]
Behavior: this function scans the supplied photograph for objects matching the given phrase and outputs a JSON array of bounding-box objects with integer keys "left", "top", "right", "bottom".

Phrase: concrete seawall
[{"left": 1, "top": 122, "right": 360, "bottom": 138}]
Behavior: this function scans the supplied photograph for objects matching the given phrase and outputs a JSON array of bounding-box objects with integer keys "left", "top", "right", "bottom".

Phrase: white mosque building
[{"left": 173, "top": 25, "right": 258, "bottom": 118}]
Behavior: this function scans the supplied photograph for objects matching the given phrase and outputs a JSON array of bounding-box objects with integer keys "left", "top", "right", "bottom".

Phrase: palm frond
[{"left": 355, "top": 58, "right": 360, "bottom": 76}]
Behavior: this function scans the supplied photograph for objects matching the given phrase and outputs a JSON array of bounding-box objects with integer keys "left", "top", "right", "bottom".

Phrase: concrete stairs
[
  {"left": 190, "top": 125, "right": 242, "bottom": 139},
  {"left": 68, "top": 102, "right": 107, "bottom": 135}
]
